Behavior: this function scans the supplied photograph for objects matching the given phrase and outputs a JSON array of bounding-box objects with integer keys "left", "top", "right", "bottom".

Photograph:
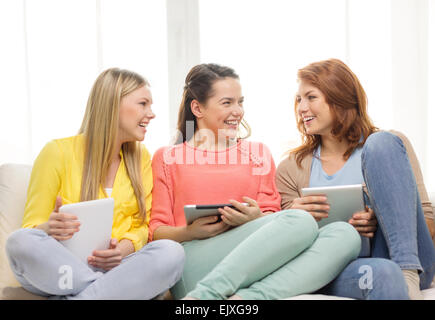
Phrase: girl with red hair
[{"left": 277, "top": 58, "right": 435, "bottom": 299}]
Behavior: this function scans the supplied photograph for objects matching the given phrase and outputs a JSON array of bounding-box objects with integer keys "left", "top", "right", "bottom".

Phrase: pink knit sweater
[{"left": 149, "top": 140, "right": 282, "bottom": 241}]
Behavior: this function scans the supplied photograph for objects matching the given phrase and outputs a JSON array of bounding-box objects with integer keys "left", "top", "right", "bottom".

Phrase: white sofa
[{"left": 1, "top": 163, "right": 435, "bottom": 300}]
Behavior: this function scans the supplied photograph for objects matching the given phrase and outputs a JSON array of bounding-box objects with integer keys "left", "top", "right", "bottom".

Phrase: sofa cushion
[{"left": 0, "top": 164, "right": 32, "bottom": 288}]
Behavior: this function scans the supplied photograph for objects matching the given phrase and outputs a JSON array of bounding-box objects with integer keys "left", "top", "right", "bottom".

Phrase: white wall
[
  {"left": 427, "top": 0, "right": 435, "bottom": 192},
  {"left": 391, "top": 0, "right": 428, "bottom": 178},
  {"left": 0, "top": 0, "right": 169, "bottom": 162}
]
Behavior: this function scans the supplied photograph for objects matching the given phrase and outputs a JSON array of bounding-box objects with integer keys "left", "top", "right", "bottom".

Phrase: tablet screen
[
  {"left": 184, "top": 203, "right": 248, "bottom": 224},
  {"left": 301, "top": 184, "right": 364, "bottom": 227}
]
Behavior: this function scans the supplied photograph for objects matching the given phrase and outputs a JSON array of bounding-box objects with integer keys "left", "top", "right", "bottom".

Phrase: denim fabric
[
  {"left": 318, "top": 258, "right": 409, "bottom": 299},
  {"left": 318, "top": 131, "right": 435, "bottom": 299},
  {"left": 6, "top": 228, "right": 185, "bottom": 299}
]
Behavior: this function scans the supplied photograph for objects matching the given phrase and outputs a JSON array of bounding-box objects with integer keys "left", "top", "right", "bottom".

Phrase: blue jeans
[
  {"left": 6, "top": 228, "right": 185, "bottom": 299},
  {"left": 318, "top": 131, "right": 435, "bottom": 299}
]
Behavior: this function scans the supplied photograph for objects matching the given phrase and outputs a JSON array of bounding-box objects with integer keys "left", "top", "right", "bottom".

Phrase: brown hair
[
  {"left": 175, "top": 63, "right": 251, "bottom": 144},
  {"left": 292, "top": 58, "right": 377, "bottom": 167}
]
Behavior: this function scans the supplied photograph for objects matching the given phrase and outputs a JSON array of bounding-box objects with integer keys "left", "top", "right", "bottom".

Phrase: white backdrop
[{"left": 0, "top": 0, "right": 434, "bottom": 191}]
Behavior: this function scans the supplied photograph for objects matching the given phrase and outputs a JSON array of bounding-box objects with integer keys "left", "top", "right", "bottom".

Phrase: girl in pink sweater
[{"left": 149, "top": 63, "right": 361, "bottom": 300}]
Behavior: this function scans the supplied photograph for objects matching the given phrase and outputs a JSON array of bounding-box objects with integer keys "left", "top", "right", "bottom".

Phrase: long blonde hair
[{"left": 79, "top": 68, "right": 149, "bottom": 223}]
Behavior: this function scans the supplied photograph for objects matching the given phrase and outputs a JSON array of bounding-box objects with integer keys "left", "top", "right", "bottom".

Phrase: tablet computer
[
  {"left": 301, "top": 184, "right": 364, "bottom": 227},
  {"left": 184, "top": 203, "right": 248, "bottom": 225},
  {"left": 59, "top": 198, "right": 114, "bottom": 265}
]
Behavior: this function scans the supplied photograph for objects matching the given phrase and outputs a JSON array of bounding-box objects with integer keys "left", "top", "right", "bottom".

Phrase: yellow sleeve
[
  {"left": 119, "top": 146, "right": 153, "bottom": 251},
  {"left": 22, "top": 140, "right": 64, "bottom": 228}
]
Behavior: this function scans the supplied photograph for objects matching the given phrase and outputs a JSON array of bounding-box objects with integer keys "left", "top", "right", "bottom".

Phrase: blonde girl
[{"left": 6, "top": 68, "right": 184, "bottom": 299}]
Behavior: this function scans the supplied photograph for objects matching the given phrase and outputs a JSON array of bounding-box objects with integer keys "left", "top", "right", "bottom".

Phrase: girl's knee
[
  {"left": 278, "top": 209, "right": 319, "bottom": 241},
  {"left": 365, "top": 131, "right": 397, "bottom": 147},
  {"left": 322, "top": 222, "right": 361, "bottom": 259},
  {"left": 155, "top": 240, "right": 184, "bottom": 263},
  {"left": 369, "top": 259, "right": 409, "bottom": 299},
  {"left": 148, "top": 239, "right": 185, "bottom": 276},
  {"left": 363, "top": 131, "right": 402, "bottom": 157},
  {"left": 371, "top": 259, "right": 404, "bottom": 283},
  {"left": 6, "top": 228, "right": 41, "bottom": 258}
]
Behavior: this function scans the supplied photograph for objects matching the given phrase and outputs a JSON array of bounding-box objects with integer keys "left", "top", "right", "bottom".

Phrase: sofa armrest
[{"left": 0, "top": 163, "right": 32, "bottom": 287}]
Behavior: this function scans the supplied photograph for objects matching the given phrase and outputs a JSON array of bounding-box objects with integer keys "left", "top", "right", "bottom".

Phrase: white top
[{"left": 105, "top": 188, "right": 113, "bottom": 197}]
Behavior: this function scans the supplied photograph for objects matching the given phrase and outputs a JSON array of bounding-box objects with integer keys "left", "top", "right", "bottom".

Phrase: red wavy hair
[{"left": 292, "top": 58, "right": 377, "bottom": 167}]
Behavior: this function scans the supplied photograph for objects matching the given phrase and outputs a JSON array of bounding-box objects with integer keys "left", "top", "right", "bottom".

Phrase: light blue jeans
[
  {"left": 318, "top": 131, "right": 435, "bottom": 299},
  {"left": 6, "top": 228, "right": 185, "bottom": 299}
]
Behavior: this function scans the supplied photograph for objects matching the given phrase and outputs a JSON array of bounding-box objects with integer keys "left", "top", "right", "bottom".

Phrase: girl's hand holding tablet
[
  {"left": 186, "top": 216, "right": 231, "bottom": 240},
  {"left": 36, "top": 196, "right": 81, "bottom": 241},
  {"left": 291, "top": 195, "right": 377, "bottom": 237},
  {"left": 218, "top": 197, "right": 264, "bottom": 226},
  {"left": 348, "top": 207, "right": 377, "bottom": 238},
  {"left": 88, "top": 238, "right": 123, "bottom": 271},
  {"left": 290, "top": 195, "right": 330, "bottom": 222}
]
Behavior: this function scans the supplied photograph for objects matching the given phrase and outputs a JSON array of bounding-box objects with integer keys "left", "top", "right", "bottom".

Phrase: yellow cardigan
[{"left": 22, "top": 134, "right": 153, "bottom": 252}]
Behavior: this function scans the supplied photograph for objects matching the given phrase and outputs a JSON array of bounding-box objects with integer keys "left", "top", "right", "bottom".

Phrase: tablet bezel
[
  {"left": 184, "top": 203, "right": 248, "bottom": 225},
  {"left": 301, "top": 184, "right": 364, "bottom": 227},
  {"left": 59, "top": 198, "right": 114, "bottom": 266}
]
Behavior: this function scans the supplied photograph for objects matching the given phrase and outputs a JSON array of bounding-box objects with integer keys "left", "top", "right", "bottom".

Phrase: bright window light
[
  {"left": 199, "top": 0, "right": 348, "bottom": 163},
  {"left": 0, "top": 1, "right": 433, "bottom": 193},
  {"left": 0, "top": 0, "right": 29, "bottom": 164},
  {"left": 25, "top": 0, "right": 98, "bottom": 159},
  {"left": 346, "top": 0, "right": 392, "bottom": 132},
  {"left": 0, "top": 0, "right": 167, "bottom": 165},
  {"left": 428, "top": 0, "right": 435, "bottom": 192},
  {"left": 200, "top": 0, "right": 396, "bottom": 172},
  {"left": 99, "top": 0, "right": 169, "bottom": 155}
]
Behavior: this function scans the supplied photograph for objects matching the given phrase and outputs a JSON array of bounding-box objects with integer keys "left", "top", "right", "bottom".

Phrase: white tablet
[
  {"left": 60, "top": 198, "right": 114, "bottom": 265},
  {"left": 184, "top": 203, "right": 248, "bottom": 225},
  {"left": 301, "top": 184, "right": 364, "bottom": 228}
]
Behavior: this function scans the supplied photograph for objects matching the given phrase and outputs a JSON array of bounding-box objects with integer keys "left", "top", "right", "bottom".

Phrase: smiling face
[
  {"left": 194, "top": 77, "right": 244, "bottom": 143},
  {"left": 118, "top": 85, "right": 155, "bottom": 143},
  {"left": 296, "top": 81, "right": 334, "bottom": 137}
]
